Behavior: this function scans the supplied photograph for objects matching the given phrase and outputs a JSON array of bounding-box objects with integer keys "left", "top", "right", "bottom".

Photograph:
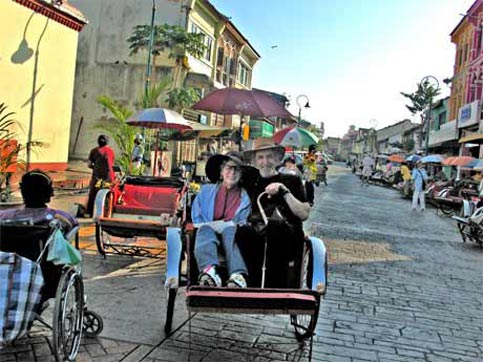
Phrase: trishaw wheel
[
  {"left": 440, "top": 203, "right": 455, "bottom": 215},
  {"left": 53, "top": 268, "right": 84, "bottom": 362},
  {"left": 291, "top": 241, "right": 318, "bottom": 341},
  {"left": 95, "top": 223, "right": 107, "bottom": 257},
  {"left": 83, "top": 310, "right": 104, "bottom": 337},
  {"left": 164, "top": 288, "right": 177, "bottom": 335}
]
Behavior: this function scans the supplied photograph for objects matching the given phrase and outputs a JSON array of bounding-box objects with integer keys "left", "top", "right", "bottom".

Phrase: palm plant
[
  {"left": 95, "top": 79, "right": 172, "bottom": 175},
  {"left": 0, "top": 103, "right": 43, "bottom": 201}
]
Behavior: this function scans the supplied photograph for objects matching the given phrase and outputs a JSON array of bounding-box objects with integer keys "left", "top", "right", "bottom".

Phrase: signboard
[
  {"left": 249, "top": 120, "right": 274, "bottom": 138},
  {"left": 458, "top": 100, "right": 480, "bottom": 128}
]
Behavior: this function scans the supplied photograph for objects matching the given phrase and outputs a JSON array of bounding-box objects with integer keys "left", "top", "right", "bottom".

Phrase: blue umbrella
[
  {"left": 421, "top": 154, "right": 444, "bottom": 164},
  {"left": 466, "top": 159, "right": 483, "bottom": 169},
  {"left": 406, "top": 154, "right": 422, "bottom": 162}
]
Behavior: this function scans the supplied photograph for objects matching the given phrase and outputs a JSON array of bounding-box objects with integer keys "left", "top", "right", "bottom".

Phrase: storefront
[{"left": 457, "top": 100, "right": 482, "bottom": 158}]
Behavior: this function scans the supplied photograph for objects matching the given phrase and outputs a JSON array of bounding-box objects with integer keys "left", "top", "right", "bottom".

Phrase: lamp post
[
  {"left": 296, "top": 94, "right": 310, "bottom": 124},
  {"left": 144, "top": 0, "right": 156, "bottom": 99},
  {"left": 420, "top": 75, "right": 439, "bottom": 155}
]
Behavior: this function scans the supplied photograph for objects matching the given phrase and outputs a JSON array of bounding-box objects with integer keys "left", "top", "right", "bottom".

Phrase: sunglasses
[{"left": 223, "top": 164, "right": 241, "bottom": 172}]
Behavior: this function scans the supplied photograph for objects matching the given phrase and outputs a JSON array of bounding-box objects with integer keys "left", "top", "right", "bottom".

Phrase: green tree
[
  {"left": 127, "top": 24, "right": 206, "bottom": 88},
  {"left": 166, "top": 87, "right": 200, "bottom": 113},
  {"left": 401, "top": 79, "right": 441, "bottom": 125}
]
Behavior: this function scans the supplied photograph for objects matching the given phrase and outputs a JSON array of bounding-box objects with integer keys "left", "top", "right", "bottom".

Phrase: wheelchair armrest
[
  {"left": 165, "top": 227, "right": 183, "bottom": 289},
  {"left": 307, "top": 236, "right": 328, "bottom": 295}
]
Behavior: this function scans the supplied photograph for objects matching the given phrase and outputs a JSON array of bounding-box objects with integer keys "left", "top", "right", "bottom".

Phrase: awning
[
  {"left": 186, "top": 121, "right": 232, "bottom": 139},
  {"left": 458, "top": 134, "right": 483, "bottom": 144}
]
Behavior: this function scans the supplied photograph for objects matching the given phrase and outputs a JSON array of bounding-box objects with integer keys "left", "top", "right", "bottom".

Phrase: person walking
[
  {"left": 411, "top": 161, "right": 428, "bottom": 211},
  {"left": 400, "top": 161, "right": 412, "bottom": 198},
  {"left": 303, "top": 144, "right": 317, "bottom": 205},
  {"left": 86, "top": 135, "right": 115, "bottom": 217}
]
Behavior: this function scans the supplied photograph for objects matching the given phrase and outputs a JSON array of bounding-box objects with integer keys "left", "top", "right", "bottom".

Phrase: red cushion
[{"left": 113, "top": 184, "right": 179, "bottom": 216}]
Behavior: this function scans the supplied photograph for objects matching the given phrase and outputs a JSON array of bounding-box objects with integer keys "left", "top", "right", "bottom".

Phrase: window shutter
[{"left": 217, "top": 48, "right": 224, "bottom": 67}]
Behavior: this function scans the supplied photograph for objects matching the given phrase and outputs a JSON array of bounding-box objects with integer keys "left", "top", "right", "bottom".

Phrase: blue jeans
[{"left": 194, "top": 224, "right": 247, "bottom": 275}]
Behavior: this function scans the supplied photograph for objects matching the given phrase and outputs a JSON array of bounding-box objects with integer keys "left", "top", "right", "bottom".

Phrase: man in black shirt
[{"left": 236, "top": 138, "right": 310, "bottom": 288}]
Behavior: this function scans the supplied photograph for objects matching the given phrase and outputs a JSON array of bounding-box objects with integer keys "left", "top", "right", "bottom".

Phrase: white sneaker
[
  {"left": 226, "top": 273, "right": 247, "bottom": 288},
  {"left": 198, "top": 265, "right": 222, "bottom": 287}
]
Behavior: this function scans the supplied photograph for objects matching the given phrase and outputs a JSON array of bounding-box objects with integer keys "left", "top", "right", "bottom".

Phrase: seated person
[
  {"left": 191, "top": 152, "right": 251, "bottom": 288},
  {"left": 279, "top": 156, "right": 302, "bottom": 177},
  {"left": 0, "top": 170, "right": 79, "bottom": 301},
  {"left": 0, "top": 170, "right": 78, "bottom": 236},
  {"left": 236, "top": 138, "right": 310, "bottom": 288}
]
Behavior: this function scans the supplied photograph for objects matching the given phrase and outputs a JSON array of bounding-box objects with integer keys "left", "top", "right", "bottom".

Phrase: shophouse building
[
  {"left": 428, "top": 97, "right": 459, "bottom": 155},
  {"left": 0, "top": 0, "right": 86, "bottom": 171},
  {"left": 68, "top": 0, "right": 259, "bottom": 161},
  {"left": 376, "top": 119, "right": 419, "bottom": 154},
  {"left": 449, "top": 0, "right": 483, "bottom": 157}
]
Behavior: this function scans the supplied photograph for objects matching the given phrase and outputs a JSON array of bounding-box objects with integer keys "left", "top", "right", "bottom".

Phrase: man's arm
[{"left": 264, "top": 182, "right": 310, "bottom": 221}]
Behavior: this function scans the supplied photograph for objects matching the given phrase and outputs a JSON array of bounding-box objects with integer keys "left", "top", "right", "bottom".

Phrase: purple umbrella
[{"left": 193, "top": 88, "right": 294, "bottom": 119}]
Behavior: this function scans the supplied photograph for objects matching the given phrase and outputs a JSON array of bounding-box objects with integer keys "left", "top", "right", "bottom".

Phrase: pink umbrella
[{"left": 192, "top": 88, "right": 294, "bottom": 119}]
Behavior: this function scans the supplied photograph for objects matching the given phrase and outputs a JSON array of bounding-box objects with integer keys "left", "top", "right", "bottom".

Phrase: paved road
[{"left": 2, "top": 167, "right": 482, "bottom": 361}]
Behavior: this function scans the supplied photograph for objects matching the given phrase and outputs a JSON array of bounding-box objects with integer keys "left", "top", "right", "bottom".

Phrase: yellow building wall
[
  {"left": 0, "top": 1, "right": 80, "bottom": 170},
  {"left": 449, "top": 21, "right": 473, "bottom": 121}
]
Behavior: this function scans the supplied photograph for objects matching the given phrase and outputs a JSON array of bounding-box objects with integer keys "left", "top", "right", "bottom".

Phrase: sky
[{"left": 209, "top": 0, "right": 476, "bottom": 138}]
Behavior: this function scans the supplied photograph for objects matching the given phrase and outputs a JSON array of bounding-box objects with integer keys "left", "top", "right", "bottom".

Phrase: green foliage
[
  {"left": 0, "top": 103, "right": 44, "bottom": 201},
  {"left": 401, "top": 79, "right": 441, "bottom": 120},
  {"left": 127, "top": 24, "right": 206, "bottom": 59},
  {"left": 95, "top": 96, "right": 137, "bottom": 174},
  {"left": 138, "top": 77, "right": 171, "bottom": 109},
  {"left": 166, "top": 87, "right": 201, "bottom": 113},
  {"left": 404, "top": 138, "right": 415, "bottom": 152}
]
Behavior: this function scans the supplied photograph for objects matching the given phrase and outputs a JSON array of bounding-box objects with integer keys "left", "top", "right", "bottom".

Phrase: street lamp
[
  {"left": 296, "top": 94, "right": 310, "bottom": 124},
  {"left": 144, "top": 0, "right": 156, "bottom": 99},
  {"left": 420, "top": 75, "right": 439, "bottom": 155}
]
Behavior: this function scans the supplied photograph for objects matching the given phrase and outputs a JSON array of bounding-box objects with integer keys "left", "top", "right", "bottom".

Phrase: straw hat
[{"left": 243, "top": 137, "right": 285, "bottom": 162}]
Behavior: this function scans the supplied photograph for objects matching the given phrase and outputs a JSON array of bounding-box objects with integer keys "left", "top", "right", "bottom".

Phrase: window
[
  {"left": 438, "top": 111, "right": 446, "bottom": 128},
  {"left": 190, "top": 23, "right": 213, "bottom": 62},
  {"left": 237, "top": 63, "right": 251, "bottom": 86}
]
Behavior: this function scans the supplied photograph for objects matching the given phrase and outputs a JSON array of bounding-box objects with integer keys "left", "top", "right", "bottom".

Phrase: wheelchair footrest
[{"left": 186, "top": 287, "right": 319, "bottom": 315}]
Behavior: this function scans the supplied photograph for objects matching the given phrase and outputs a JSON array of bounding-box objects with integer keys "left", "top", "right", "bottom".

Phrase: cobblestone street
[{"left": 2, "top": 166, "right": 482, "bottom": 361}]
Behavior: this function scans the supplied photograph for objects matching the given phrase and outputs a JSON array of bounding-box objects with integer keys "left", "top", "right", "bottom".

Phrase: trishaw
[
  {"left": 164, "top": 192, "right": 328, "bottom": 357},
  {"left": 0, "top": 220, "right": 103, "bottom": 361}
]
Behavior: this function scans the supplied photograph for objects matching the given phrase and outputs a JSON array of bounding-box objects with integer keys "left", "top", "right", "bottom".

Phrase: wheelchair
[{"left": 0, "top": 220, "right": 103, "bottom": 361}]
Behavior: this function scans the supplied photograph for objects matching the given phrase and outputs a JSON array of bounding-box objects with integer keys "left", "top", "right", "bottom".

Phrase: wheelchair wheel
[
  {"left": 83, "top": 310, "right": 104, "bottom": 337},
  {"left": 95, "top": 222, "right": 108, "bottom": 257},
  {"left": 164, "top": 288, "right": 177, "bottom": 334},
  {"left": 290, "top": 241, "right": 318, "bottom": 341},
  {"left": 53, "top": 267, "right": 84, "bottom": 362}
]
